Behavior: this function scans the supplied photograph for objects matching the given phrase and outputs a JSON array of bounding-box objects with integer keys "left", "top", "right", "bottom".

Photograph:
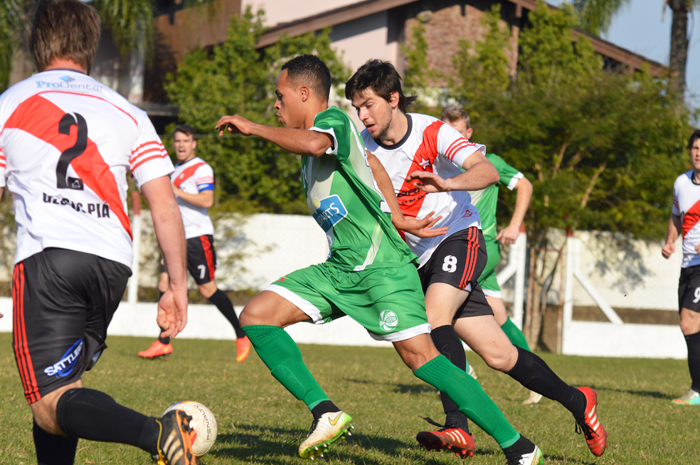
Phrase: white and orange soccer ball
[{"left": 163, "top": 401, "right": 217, "bottom": 457}]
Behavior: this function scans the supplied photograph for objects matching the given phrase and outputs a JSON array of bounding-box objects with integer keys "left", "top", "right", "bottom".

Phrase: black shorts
[
  {"left": 418, "top": 227, "right": 493, "bottom": 319},
  {"left": 679, "top": 265, "right": 700, "bottom": 312},
  {"left": 12, "top": 248, "right": 130, "bottom": 404},
  {"left": 161, "top": 235, "right": 217, "bottom": 285}
]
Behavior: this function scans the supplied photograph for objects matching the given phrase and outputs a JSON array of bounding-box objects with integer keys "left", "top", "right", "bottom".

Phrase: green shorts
[
  {"left": 478, "top": 238, "right": 502, "bottom": 297},
  {"left": 265, "top": 262, "right": 430, "bottom": 342}
]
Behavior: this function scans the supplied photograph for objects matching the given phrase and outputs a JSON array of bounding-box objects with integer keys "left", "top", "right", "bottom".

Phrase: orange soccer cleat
[
  {"left": 138, "top": 340, "right": 173, "bottom": 359},
  {"left": 236, "top": 336, "right": 251, "bottom": 363},
  {"left": 575, "top": 386, "right": 608, "bottom": 457},
  {"left": 416, "top": 426, "right": 475, "bottom": 459}
]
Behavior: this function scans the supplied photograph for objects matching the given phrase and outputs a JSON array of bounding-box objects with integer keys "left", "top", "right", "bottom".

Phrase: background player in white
[
  {"left": 662, "top": 129, "right": 700, "bottom": 405},
  {"left": 441, "top": 106, "right": 541, "bottom": 405},
  {"left": 345, "top": 59, "right": 607, "bottom": 459},
  {"left": 1, "top": 1, "right": 195, "bottom": 464},
  {"left": 138, "top": 124, "right": 251, "bottom": 362}
]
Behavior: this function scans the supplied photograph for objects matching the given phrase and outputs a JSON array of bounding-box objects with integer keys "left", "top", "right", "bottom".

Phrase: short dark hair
[
  {"left": 30, "top": 0, "right": 101, "bottom": 72},
  {"left": 174, "top": 124, "right": 196, "bottom": 140},
  {"left": 345, "top": 59, "right": 417, "bottom": 112},
  {"left": 281, "top": 55, "right": 331, "bottom": 101},
  {"left": 441, "top": 107, "right": 471, "bottom": 129},
  {"left": 689, "top": 129, "right": 700, "bottom": 149}
]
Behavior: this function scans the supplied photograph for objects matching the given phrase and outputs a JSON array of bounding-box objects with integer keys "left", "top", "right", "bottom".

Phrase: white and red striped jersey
[
  {"left": 673, "top": 170, "right": 700, "bottom": 268},
  {"left": 172, "top": 156, "right": 214, "bottom": 239},
  {"left": 0, "top": 69, "right": 173, "bottom": 268},
  {"left": 362, "top": 113, "right": 485, "bottom": 267}
]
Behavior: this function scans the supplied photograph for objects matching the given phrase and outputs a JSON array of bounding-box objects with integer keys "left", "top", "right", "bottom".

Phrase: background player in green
[
  {"left": 442, "top": 106, "right": 540, "bottom": 405},
  {"left": 215, "top": 54, "right": 544, "bottom": 464}
]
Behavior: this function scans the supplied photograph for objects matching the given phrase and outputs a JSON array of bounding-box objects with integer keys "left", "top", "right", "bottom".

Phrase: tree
[
  {"left": 448, "top": 2, "right": 690, "bottom": 347},
  {"left": 165, "top": 7, "right": 350, "bottom": 213},
  {"left": 573, "top": 0, "right": 697, "bottom": 91}
]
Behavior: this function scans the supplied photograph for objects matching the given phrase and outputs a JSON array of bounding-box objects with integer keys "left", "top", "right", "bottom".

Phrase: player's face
[
  {"left": 274, "top": 70, "right": 304, "bottom": 129},
  {"left": 351, "top": 88, "right": 396, "bottom": 142},
  {"left": 691, "top": 139, "right": 700, "bottom": 171},
  {"left": 173, "top": 132, "right": 197, "bottom": 163},
  {"left": 444, "top": 118, "right": 473, "bottom": 140}
]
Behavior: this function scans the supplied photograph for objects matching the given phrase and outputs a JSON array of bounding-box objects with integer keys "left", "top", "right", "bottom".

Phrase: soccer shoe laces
[
  {"left": 575, "top": 417, "right": 599, "bottom": 441},
  {"left": 420, "top": 416, "right": 463, "bottom": 432}
]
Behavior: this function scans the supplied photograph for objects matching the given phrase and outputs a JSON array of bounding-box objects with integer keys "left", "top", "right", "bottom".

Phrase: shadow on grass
[
  {"left": 343, "top": 377, "right": 436, "bottom": 395},
  {"left": 211, "top": 422, "right": 498, "bottom": 464},
  {"left": 544, "top": 453, "right": 597, "bottom": 465},
  {"left": 596, "top": 385, "right": 674, "bottom": 400}
]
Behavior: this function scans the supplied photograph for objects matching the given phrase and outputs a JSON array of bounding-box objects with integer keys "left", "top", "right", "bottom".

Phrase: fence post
[{"left": 128, "top": 191, "right": 142, "bottom": 307}]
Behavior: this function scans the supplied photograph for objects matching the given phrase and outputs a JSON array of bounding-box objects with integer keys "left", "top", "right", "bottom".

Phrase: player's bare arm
[
  {"left": 496, "top": 176, "right": 533, "bottom": 245},
  {"left": 407, "top": 151, "right": 499, "bottom": 193},
  {"left": 215, "top": 115, "right": 333, "bottom": 157},
  {"left": 141, "top": 176, "right": 189, "bottom": 338},
  {"left": 662, "top": 213, "right": 682, "bottom": 258},
  {"left": 172, "top": 186, "right": 214, "bottom": 209},
  {"left": 366, "top": 151, "right": 448, "bottom": 238}
]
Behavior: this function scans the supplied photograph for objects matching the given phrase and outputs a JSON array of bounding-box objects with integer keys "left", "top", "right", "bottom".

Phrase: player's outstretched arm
[
  {"left": 366, "top": 151, "right": 448, "bottom": 238},
  {"left": 141, "top": 176, "right": 189, "bottom": 338},
  {"left": 215, "top": 115, "right": 332, "bottom": 157},
  {"left": 407, "top": 152, "right": 499, "bottom": 193},
  {"left": 496, "top": 176, "right": 533, "bottom": 245},
  {"left": 662, "top": 214, "right": 682, "bottom": 259}
]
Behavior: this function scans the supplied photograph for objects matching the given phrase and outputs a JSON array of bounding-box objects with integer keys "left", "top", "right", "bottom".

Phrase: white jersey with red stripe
[
  {"left": 362, "top": 113, "right": 485, "bottom": 267},
  {"left": 0, "top": 69, "right": 173, "bottom": 268},
  {"left": 673, "top": 170, "right": 700, "bottom": 268},
  {"left": 171, "top": 156, "right": 215, "bottom": 239}
]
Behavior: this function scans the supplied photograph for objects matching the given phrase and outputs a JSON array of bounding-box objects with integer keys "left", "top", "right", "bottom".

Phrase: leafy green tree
[
  {"left": 165, "top": 7, "right": 350, "bottom": 213},
  {"left": 449, "top": 2, "right": 691, "bottom": 346}
]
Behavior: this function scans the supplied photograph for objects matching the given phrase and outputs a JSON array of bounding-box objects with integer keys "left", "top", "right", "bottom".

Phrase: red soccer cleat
[
  {"left": 138, "top": 340, "right": 173, "bottom": 359},
  {"left": 236, "top": 336, "right": 251, "bottom": 363},
  {"left": 416, "top": 426, "right": 475, "bottom": 459},
  {"left": 575, "top": 387, "right": 608, "bottom": 457}
]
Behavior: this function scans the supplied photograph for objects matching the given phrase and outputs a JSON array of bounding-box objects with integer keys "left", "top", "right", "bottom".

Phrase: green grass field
[{"left": 1, "top": 333, "right": 698, "bottom": 465}]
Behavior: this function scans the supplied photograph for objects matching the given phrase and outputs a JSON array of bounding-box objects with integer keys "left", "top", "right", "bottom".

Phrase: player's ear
[
  {"left": 192, "top": 139, "right": 198, "bottom": 150},
  {"left": 389, "top": 91, "right": 400, "bottom": 110},
  {"left": 299, "top": 85, "right": 310, "bottom": 103},
  {"left": 466, "top": 128, "right": 473, "bottom": 140}
]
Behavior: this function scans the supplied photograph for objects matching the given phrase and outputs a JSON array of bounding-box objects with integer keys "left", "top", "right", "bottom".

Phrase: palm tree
[
  {"left": 573, "top": 0, "right": 696, "bottom": 92},
  {"left": 0, "top": 0, "right": 155, "bottom": 92}
]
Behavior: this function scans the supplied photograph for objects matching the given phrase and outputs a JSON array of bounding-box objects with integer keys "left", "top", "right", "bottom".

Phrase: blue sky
[{"left": 553, "top": 0, "right": 700, "bottom": 121}]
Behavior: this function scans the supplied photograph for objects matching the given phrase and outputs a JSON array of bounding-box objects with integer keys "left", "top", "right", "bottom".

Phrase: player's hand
[
  {"left": 407, "top": 171, "right": 451, "bottom": 193},
  {"left": 156, "top": 287, "right": 189, "bottom": 338},
  {"left": 215, "top": 115, "right": 255, "bottom": 137},
  {"left": 395, "top": 212, "right": 449, "bottom": 238},
  {"left": 496, "top": 224, "right": 520, "bottom": 245},
  {"left": 662, "top": 243, "right": 675, "bottom": 259}
]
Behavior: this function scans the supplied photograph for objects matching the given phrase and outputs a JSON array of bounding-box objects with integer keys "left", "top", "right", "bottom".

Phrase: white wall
[{"left": 243, "top": 0, "right": 357, "bottom": 27}]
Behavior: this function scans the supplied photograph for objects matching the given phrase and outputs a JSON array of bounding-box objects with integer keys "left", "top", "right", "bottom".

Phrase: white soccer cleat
[
  {"left": 672, "top": 388, "right": 700, "bottom": 405},
  {"left": 298, "top": 411, "right": 354, "bottom": 459},
  {"left": 506, "top": 445, "right": 544, "bottom": 465}
]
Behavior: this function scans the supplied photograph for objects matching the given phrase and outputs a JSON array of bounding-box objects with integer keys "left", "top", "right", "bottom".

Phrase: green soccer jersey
[
  {"left": 302, "top": 106, "right": 418, "bottom": 270},
  {"left": 468, "top": 153, "right": 523, "bottom": 241}
]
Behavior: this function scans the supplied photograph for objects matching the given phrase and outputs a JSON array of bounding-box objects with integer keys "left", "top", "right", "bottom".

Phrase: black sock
[
  {"left": 502, "top": 434, "right": 534, "bottom": 459},
  {"left": 156, "top": 292, "right": 171, "bottom": 345},
  {"left": 56, "top": 388, "right": 161, "bottom": 455},
  {"left": 685, "top": 331, "right": 700, "bottom": 392},
  {"left": 431, "top": 325, "right": 470, "bottom": 432},
  {"left": 311, "top": 400, "right": 340, "bottom": 420},
  {"left": 33, "top": 420, "right": 78, "bottom": 465},
  {"left": 208, "top": 289, "right": 245, "bottom": 338},
  {"left": 507, "top": 346, "right": 586, "bottom": 417}
]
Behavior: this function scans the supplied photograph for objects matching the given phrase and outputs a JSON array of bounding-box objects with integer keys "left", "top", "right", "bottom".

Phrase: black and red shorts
[
  {"left": 12, "top": 248, "right": 130, "bottom": 404},
  {"left": 161, "top": 235, "right": 217, "bottom": 285},
  {"left": 418, "top": 227, "right": 493, "bottom": 319},
  {"left": 679, "top": 265, "right": 700, "bottom": 312}
]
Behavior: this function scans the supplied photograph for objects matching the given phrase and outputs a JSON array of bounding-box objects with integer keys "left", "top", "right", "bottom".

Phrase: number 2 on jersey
[{"left": 56, "top": 113, "right": 87, "bottom": 190}]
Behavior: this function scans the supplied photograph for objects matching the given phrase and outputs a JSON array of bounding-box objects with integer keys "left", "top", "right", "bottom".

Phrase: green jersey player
[
  {"left": 215, "top": 55, "right": 543, "bottom": 464},
  {"left": 442, "top": 107, "right": 540, "bottom": 405}
]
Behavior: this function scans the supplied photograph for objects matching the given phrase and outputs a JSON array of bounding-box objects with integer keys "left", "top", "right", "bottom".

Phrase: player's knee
[
  {"left": 483, "top": 351, "right": 516, "bottom": 372},
  {"left": 240, "top": 298, "right": 270, "bottom": 326},
  {"left": 31, "top": 401, "right": 62, "bottom": 435}
]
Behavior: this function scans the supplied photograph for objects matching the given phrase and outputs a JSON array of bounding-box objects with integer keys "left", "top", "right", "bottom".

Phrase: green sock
[
  {"left": 243, "top": 325, "right": 328, "bottom": 410},
  {"left": 501, "top": 317, "right": 531, "bottom": 352},
  {"left": 414, "top": 355, "right": 520, "bottom": 448}
]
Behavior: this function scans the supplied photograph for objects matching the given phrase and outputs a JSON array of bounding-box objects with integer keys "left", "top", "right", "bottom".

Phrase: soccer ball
[{"left": 163, "top": 401, "right": 217, "bottom": 457}]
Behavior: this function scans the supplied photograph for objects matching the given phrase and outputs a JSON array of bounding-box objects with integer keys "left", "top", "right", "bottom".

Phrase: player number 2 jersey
[
  {"left": 304, "top": 106, "right": 417, "bottom": 271},
  {"left": 673, "top": 170, "right": 700, "bottom": 268},
  {"left": 0, "top": 69, "right": 174, "bottom": 268},
  {"left": 362, "top": 113, "right": 485, "bottom": 267},
  {"left": 171, "top": 156, "right": 215, "bottom": 239}
]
